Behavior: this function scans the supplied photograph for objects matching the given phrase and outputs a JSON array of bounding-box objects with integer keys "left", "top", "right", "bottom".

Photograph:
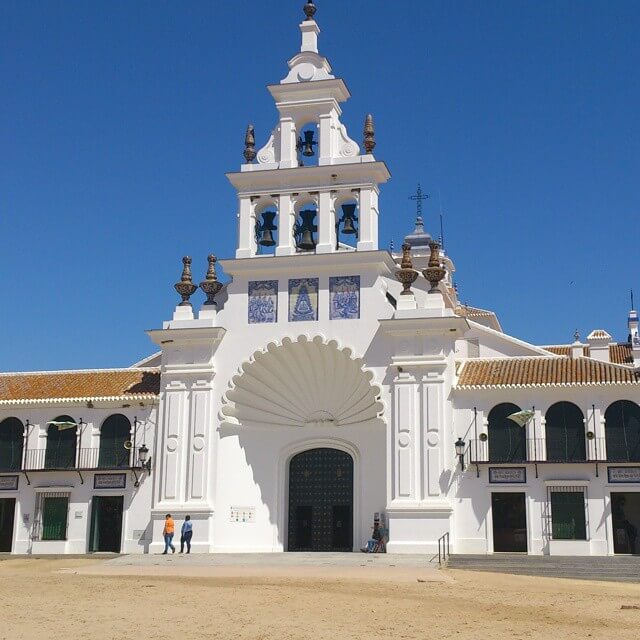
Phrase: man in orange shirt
[{"left": 162, "top": 514, "right": 176, "bottom": 554}]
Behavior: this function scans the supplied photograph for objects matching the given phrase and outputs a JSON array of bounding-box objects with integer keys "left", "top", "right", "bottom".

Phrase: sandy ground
[{"left": 2, "top": 557, "right": 640, "bottom": 640}]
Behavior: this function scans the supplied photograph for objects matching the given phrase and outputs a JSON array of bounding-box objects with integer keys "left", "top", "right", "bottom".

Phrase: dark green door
[
  {"left": 89, "top": 496, "right": 124, "bottom": 552},
  {"left": 0, "top": 499, "right": 16, "bottom": 552},
  {"left": 41, "top": 496, "right": 69, "bottom": 540},
  {"left": 492, "top": 492, "right": 527, "bottom": 552},
  {"left": 288, "top": 448, "right": 353, "bottom": 552}
]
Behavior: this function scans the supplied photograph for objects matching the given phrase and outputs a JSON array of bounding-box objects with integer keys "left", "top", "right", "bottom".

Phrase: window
[
  {"left": 550, "top": 488, "right": 587, "bottom": 540},
  {"left": 44, "top": 415, "right": 77, "bottom": 469},
  {"left": 487, "top": 403, "right": 527, "bottom": 463},
  {"left": 37, "top": 493, "right": 70, "bottom": 541},
  {"left": 605, "top": 400, "right": 640, "bottom": 462},
  {"left": 0, "top": 417, "right": 23, "bottom": 472},
  {"left": 98, "top": 414, "right": 131, "bottom": 469},
  {"left": 545, "top": 402, "right": 586, "bottom": 462}
]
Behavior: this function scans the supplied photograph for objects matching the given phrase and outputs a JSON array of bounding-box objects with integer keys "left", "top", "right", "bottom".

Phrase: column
[
  {"left": 315, "top": 190, "right": 335, "bottom": 254},
  {"left": 276, "top": 193, "right": 296, "bottom": 256},
  {"left": 278, "top": 117, "right": 297, "bottom": 168},
  {"left": 357, "top": 187, "right": 378, "bottom": 251},
  {"left": 236, "top": 196, "right": 255, "bottom": 259}
]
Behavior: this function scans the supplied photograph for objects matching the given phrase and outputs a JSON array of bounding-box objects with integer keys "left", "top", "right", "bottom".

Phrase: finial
[
  {"left": 423, "top": 240, "right": 446, "bottom": 293},
  {"left": 574, "top": 329, "right": 581, "bottom": 343},
  {"left": 243, "top": 124, "right": 256, "bottom": 163},
  {"left": 389, "top": 239, "right": 395, "bottom": 253},
  {"left": 199, "top": 255, "right": 223, "bottom": 306},
  {"left": 303, "top": 0, "right": 317, "bottom": 21},
  {"left": 409, "top": 183, "right": 429, "bottom": 223},
  {"left": 363, "top": 114, "right": 376, "bottom": 154},
  {"left": 174, "top": 256, "right": 198, "bottom": 307},
  {"left": 395, "top": 242, "right": 418, "bottom": 295}
]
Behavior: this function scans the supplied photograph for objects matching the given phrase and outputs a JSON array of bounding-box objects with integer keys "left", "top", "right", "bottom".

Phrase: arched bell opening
[
  {"left": 255, "top": 202, "right": 279, "bottom": 255},
  {"left": 334, "top": 194, "right": 359, "bottom": 250},
  {"left": 296, "top": 121, "right": 319, "bottom": 167},
  {"left": 293, "top": 197, "right": 318, "bottom": 253}
]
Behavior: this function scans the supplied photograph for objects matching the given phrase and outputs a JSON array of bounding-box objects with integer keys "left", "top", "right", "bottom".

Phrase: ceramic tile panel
[
  {"left": 288, "top": 278, "right": 319, "bottom": 322},
  {"left": 248, "top": 280, "right": 278, "bottom": 324},
  {"left": 329, "top": 275, "right": 360, "bottom": 320}
]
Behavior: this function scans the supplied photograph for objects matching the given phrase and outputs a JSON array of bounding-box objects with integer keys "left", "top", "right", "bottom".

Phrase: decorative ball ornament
[
  {"left": 395, "top": 242, "right": 418, "bottom": 295},
  {"left": 423, "top": 240, "right": 446, "bottom": 293},
  {"left": 303, "top": 0, "right": 317, "bottom": 21},
  {"left": 174, "top": 256, "right": 198, "bottom": 307},
  {"left": 199, "top": 254, "right": 223, "bottom": 306}
]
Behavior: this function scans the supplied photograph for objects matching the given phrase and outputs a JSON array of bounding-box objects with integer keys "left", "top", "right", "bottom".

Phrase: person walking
[
  {"left": 162, "top": 513, "right": 176, "bottom": 554},
  {"left": 180, "top": 515, "right": 193, "bottom": 554}
]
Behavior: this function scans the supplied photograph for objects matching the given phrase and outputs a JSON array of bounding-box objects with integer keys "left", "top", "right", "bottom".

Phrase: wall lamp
[{"left": 455, "top": 437, "right": 466, "bottom": 471}]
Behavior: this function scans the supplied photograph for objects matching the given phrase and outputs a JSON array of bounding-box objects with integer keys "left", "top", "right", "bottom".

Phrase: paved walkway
[{"left": 448, "top": 554, "right": 640, "bottom": 583}]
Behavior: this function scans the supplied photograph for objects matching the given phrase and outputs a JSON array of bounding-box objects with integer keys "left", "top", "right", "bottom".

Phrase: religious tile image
[
  {"left": 288, "top": 278, "right": 319, "bottom": 322},
  {"left": 329, "top": 276, "right": 360, "bottom": 320},
  {"left": 248, "top": 280, "right": 278, "bottom": 324}
]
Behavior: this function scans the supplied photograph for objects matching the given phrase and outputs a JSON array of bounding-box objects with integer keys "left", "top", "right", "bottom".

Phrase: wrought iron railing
[
  {"left": 437, "top": 532, "right": 450, "bottom": 565},
  {"left": 22, "top": 447, "right": 134, "bottom": 471},
  {"left": 469, "top": 437, "right": 610, "bottom": 464}
]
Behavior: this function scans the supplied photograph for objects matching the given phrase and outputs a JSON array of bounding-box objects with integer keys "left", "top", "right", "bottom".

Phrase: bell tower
[{"left": 227, "top": 1, "right": 391, "bottom": 258}]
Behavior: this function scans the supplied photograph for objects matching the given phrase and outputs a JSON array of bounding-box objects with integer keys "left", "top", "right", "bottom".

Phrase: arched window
[
  {"left": 335, "top": 198, "right": 359, "bottom": 250},
  {"left": 45, "top": 415, "right": 77, "bottom": 469},
  {"left": 98, "top": 414, "right": 131, "bottom": 469},
  {"left": 0, "top": 417, "right": 23, "bottom": 471},
  {"left": 605, "top": 401, "right": 640, "bottom": 462},
  {"left": 545, "top": 402, "right": 586, "bottom": 462},
  {"left": 488, "top": 403, "right": 526, "bottom": 462},
  {"left": 255, "top": 205, "right": 278, "bottom": 255}
]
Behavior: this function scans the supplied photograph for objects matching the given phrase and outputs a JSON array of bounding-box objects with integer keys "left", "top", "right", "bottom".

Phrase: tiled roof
[
  {"left": 456, "top": 357, "right": 640, "bottom": 389},
  {"left": 587, "top": 329, "right": 612, "bottom": 341},
  {"left": 541, "top": 345, "right": 591, "bottom": 357},
  {"left": 610, "top": 343, "right": 634, "bottom": 365},
  {"left": 0, "top": 368, "right": 160, "bottom": 405},
  {"left": 455, "top": 305, "right": 496, "bottom": 319}
]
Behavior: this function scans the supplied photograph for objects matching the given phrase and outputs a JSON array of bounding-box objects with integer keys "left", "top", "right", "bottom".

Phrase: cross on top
[{"left": 409, "top": 183, "right": 429, "bottom": 218}]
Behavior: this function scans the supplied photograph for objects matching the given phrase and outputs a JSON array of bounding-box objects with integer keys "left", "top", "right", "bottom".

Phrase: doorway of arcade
[
  {"left": 492, "top": 492, "right": 528, "bottom": 553},
  {"left": 89, "top": 496, "right": 124, "bottom": 553},
  {"left": 0, "top": 499, "right": 16, "bottom": 552},
  {"left": 287, "top": 448, "right": 353, "bottom": 552},
  {"left": 611, "top": 492, "right": 640, "bottom": 554}
]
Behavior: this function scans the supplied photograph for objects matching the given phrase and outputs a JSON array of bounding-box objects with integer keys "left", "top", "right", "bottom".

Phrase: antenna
[
  {"left": 632, "top": 288, "right": 635, "bottom": 310},
  {"left": 438, "top": 189, "right": 445, "bottom": 249}
]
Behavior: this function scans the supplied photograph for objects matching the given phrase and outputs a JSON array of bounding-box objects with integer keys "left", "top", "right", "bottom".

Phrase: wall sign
[
  {"left": 608, "top": 467, "right": 640, "bottom": 483},
  {"left": 489, "top": 467, "right": 527, "bottom": 484},
  {"left": 289, "top": 278, "right": 319, "bottom": 322},
  {"left": 94, "top": 473, "right": 126, "bottom": 489},
  {"left": 0, "top": 475, "right": 19, "bottom": 491},
  {"left": 248, "top": 280, "right": 278, "bottom": 324},
  {"left": 230, "top": 506, "right": 256, "bottom": 523},
  {"left": 329, "top": 275, "right": 360, "bottom": 320}
]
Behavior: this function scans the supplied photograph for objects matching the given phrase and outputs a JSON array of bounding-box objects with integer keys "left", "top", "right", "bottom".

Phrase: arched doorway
[{"left": 288, "top": 448, "right": 353, "bottom": 552}]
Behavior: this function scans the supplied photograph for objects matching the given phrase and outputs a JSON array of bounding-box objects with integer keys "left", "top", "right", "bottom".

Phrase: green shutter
[
  {"left": 41, "top": 497, "right": 69, "bottom": 541},
  {"left": 551, "top": 491, "right": 586, "bottom": 540}
]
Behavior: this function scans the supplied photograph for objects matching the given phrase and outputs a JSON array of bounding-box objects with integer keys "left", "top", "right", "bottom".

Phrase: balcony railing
[
  {"left": 21, "top": 447, "right": 136, "bottom": 471},
  {"left": 468, "top": 437, "right": 610, "bottom": 464}
]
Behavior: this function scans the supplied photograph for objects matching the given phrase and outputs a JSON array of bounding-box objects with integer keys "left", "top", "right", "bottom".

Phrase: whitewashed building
[{"left": 1, "top": 1, "right": 639, "bottom": 557}]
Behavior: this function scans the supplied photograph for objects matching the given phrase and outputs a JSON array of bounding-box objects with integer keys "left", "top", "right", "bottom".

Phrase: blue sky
[{"left": 1, "top": 0, "right": 638, "bottom": 371}]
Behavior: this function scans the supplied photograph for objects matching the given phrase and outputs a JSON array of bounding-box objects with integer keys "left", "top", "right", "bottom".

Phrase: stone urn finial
[
  {"left": 423, "top": 240, "right": 446, "bottom": 293},
  {"left": 395, "top": 243, "right": 418, "bottom": 295},
  {"left": 199, "top": 254, "right": 223, "bottom": 306},
  {"left": 174, "top": 256, "right": 198, "bottom": 306},
  {"left": 303, "top": 0, "right": 317, "bottom": 21},
  {"left": 243, "top": 124, "right": 256, "bottom": 163},
  {"left": 363, "top": 114, "right": 376, "bottom": 154}
]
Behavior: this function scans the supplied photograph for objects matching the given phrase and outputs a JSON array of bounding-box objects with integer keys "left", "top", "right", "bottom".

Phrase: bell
[
  {"left": 340, "top": 203, "right": 358, "bottom": 235},
  {"left": 257, "top": 211, "right": 277, "bottom": 247},
  {"left": 296, "top": 209, "right": 317, "bottom": 251},
  {"left": 299, "top": 129, "right": 317, "bottom": 157}
]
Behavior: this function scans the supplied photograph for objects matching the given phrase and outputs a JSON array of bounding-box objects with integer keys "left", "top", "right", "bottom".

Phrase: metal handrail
[{"left": 437, "top": 532, "right": 450, "bottom": 565}]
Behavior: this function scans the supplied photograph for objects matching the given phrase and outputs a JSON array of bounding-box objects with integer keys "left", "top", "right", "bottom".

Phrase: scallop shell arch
[{"left": 220, "top": 335, "right": 384, "bottom": 429}]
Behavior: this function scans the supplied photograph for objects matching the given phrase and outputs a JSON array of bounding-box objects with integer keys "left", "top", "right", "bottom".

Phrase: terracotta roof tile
[
  {"left": 457, "top": 357, "right": 640, "bottom": 389},
  {"left": 0, "top": 369, "right": 160, "bottom": 404},
  {"left": 455, "top": 305, "right": 495, "bottom": 319},
  {"left": 541, "top": 345, "right": 591, "bottom": 357},
  {"left": 610, "top": 343, "right": 634, "bottom": 365}
]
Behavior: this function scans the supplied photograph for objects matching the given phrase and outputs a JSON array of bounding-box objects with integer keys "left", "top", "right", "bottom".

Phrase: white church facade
[{"left": 1, "top": 1, "right": 639, "bottom": 557}]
